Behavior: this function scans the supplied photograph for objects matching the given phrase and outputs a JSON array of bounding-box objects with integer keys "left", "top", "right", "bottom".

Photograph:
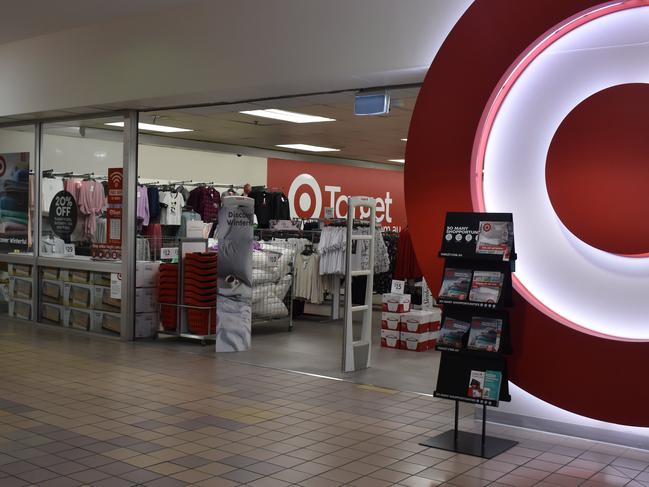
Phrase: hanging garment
[
  {"left": 137, "top": 185, "right": 150, "bottom": 226},
  {"left": 394, "top": 227, "right": 423, "bottom": 279},
  {"left": 186, "top": 186, "right": 220, "bottom": 223},
  {"left": 179, "top": 210, "right": 202, "bottom": 238},
  {"left": 159, "top": 191, "right": 184, "bottom": 226},
  {"left": 77, "top": 180, "right": 106, "bottom": 240},
  {"left": 248, "top": 190, "right": 271, "bottom": 228},
  {"left": 270, "top": 192, "right": 290, "bottom": 221},
  {"left": 374, "top": 232, "right": 399, "bottom": 293},
  {"left": 147, "top": 186, "right": 161, "bottom": 221},
  {"left": 294, "top": 253, "right": 325, "bottom": 304},
  {"left": 42, "top": 177, "right": 64, "bottom": 214}
]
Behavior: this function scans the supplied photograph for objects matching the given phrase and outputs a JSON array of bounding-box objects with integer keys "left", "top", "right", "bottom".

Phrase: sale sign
[
  {"left": 266, "top": 158, "right": 405, "bottom": 230},
  {"left": 94, "top": 167, "right": 123, "bottom": 260}
]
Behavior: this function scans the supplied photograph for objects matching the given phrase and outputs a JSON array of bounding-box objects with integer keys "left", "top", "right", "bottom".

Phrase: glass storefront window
[
  {"left": 0, "top": 124, "right": 36, "bottom": 255},
  {"left": 41, "top": 117, "right": 124, "bottom": 261}
]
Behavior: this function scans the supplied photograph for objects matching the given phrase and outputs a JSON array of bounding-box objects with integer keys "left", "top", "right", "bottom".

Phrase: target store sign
[{"left": 267, "top": 158, "right": 405, "bottom": 230}]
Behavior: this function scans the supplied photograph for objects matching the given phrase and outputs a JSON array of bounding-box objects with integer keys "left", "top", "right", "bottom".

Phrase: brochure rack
[{"left": 420, "top": 212, "right": 518, "bottom": 459}]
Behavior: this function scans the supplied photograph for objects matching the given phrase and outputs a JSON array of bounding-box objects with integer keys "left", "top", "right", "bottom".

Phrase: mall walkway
[{"left": 0, "top": 320, "right": 646, "bottom": 487}]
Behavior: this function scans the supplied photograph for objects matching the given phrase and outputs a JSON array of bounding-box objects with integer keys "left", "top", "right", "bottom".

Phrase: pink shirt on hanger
[{"left": 77, "top": 180, "right": 106, "bottom": 239}]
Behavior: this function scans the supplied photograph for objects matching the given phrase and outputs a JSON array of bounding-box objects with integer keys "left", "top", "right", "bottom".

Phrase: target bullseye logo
[
  {"left": 288, "top": 173, "right": 322, "bottom": 219},
  {"left": 0, "top": 156, "right": 6, "bottom": 177},
  {"left": 407, "top": 0, "right": 649, "bottom": 425}
]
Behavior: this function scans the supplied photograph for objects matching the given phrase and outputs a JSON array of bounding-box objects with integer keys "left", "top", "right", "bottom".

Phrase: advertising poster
[
  {"left": 215, "top": 196, "right": 254, "bottom": 352},
  {"left": 0, "top": 152, "right": 30, "bottom": 252}
]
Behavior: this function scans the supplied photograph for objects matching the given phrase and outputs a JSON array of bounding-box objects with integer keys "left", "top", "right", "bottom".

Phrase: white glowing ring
[{"left": 475, "top": 3, "right": 649, "bottom": 339}]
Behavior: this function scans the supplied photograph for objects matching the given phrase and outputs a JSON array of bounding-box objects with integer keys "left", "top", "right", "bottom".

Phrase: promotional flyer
[{"left": 0, "top": 152, "right": 30, "bottom": 252}]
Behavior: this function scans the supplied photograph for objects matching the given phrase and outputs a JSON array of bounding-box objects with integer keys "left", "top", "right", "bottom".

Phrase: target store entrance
[{"left": 131, "top": 88, "right": 442, "bottom": 393}]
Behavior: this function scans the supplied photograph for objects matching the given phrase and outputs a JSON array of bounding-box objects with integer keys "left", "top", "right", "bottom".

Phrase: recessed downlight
[
  {"left": 277, "top": 144, "right": 340, "bottom": 152},
  {"left": 241, "top": 109, "right": 335, "bottom": 124},
  {"left": 106, "top": 122, "right": 193, "bottom": 133}
]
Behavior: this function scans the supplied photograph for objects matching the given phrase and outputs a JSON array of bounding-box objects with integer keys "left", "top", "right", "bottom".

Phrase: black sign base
[{"left": 419, "top": 430, "right": 517, "bottom": 459}]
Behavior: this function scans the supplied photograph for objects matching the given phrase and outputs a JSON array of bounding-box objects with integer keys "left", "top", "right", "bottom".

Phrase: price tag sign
[
  {"left": 160, "top": 248, "right": 179, "bottom": 261},
  {"left": 63, "top": 244, "right": 75, "bottom": 257},
  {"left": 324, "top": 207, "right": 334, "bottom": 219},
  {"left": 390, "top": 279, "right": 406, "bottom": 295},
  {"left": 110, "top": 273, "right": 122, "bottom": 300}
]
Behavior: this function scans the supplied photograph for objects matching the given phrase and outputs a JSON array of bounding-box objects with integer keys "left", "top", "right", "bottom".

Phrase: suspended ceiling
[{"left": 137, "top": 87, "right": 418, "bottom": 167}]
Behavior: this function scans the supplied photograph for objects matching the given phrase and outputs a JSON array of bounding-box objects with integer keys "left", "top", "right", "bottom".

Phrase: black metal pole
[
  {"left": 481, "top": 404, "right": 487, "bottom": 457},
  {"left": 454, "top": 400, "right": 459, "bottom": 446}
]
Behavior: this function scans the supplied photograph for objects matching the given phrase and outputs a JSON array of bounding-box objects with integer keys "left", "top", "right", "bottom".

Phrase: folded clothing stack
[
  {"left": 183, "top": 252, "right": 217, "bottom": 336},
  {"left": 158, "top": 263, "right": 179, "bottom": 331}
]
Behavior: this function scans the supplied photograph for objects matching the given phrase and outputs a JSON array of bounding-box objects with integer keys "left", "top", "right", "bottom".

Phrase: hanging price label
[
  {"left": 390, "top": 279, "right": 406, "bottom": 294},
  {"left": 110, "top": 273, "right": 122, "bottom": 299},
  {"left": 421, "top": 277, "right": 435, "bottom": 310}
]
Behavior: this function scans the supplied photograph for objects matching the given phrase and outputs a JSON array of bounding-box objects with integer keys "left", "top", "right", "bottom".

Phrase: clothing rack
[{"left": 42, "top": 170, "right": 100, "bottom": 179}]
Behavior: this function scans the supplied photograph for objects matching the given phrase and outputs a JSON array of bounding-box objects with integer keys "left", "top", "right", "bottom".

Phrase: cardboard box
[
  {"left": 41, "top": 267, "right": 67, "bottom": 281},
  {"left": 381, "top": 293, "right": 411, "bottom": 313},
  {"left": 64, "top": 307, "right": 93, "bottom": 331},
  {"left": 9, "top": 299, "right": 32, "bottom": 320},
  {"left": 399, "top": 331, "right": 429, "bottom": 352},
  {"left": 381, "top": 329, "right": 400, "bottom": 349},
  {"left": 63, "top": 283, "right": 94, "bottom": 309},
  {"left": 381, "top": 312, "right": 401, "bottom": 331},
  {"left": 41, "top": 303, "right": 64, "bottom": 324},
  {"left": 136, "top": 261, "right": 160, "bottom": 288},
  {"left": 9, "top": 277, "right": 32, "bottom": 300},
  {"left": 42, "top": 279, "right": 64, "bottom": 304},
  {"left": 69, "top": 269, "right": 93, "bottom": 284},
  {"left": 93, "top": 272, "right": 112, "bottom": 287},
  {"left": 135, "top": 287, "right": 157, "bottom": 313},
  {"left": 93, "top": 310, "right": 121, "bottom": 334},
  {"left": 94, "top": 285, "right": 121, "bottom": 312},
  {"left": 8, "top": 264, "right": 32, "bottom": 278},
  {"left": 135, "top": 313, "right": 159, "bottom": 338},
  {"left": 399, "top": 310, "right": 436, "bottom": 333}
]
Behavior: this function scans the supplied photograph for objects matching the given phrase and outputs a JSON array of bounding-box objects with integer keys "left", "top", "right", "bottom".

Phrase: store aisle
[
  {"left": 0, "top": 319, "right": 646, "bottom": 487},
  {"left": 227, "top": 314, "right": 440, "bottom": 395}
]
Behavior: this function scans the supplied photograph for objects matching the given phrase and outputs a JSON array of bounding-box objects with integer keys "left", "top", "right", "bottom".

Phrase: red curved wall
[
  {"left": 546, "top": 83, "right": 649, "bottom": 256},
  {"left": 405, "top": 0, "right": 649, "bottom": 425}
]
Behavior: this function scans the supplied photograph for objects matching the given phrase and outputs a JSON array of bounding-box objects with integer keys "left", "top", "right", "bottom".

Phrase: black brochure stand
[{"left": 419, "top": 212, "right": 518, "bottom": 459}]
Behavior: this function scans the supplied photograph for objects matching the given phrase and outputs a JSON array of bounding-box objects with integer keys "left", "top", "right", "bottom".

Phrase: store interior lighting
[
  {"left": 240, "top": 109, "right": 335, "bottom": 123},
  {"left": 389, "top": 159, "right": 405, "bottom": 163},
  {"left": 105, "top": 122, "right": 193, "bottom": 133},
  {"left": 276, "top": 143, "right": 340, "bottom": 152}
]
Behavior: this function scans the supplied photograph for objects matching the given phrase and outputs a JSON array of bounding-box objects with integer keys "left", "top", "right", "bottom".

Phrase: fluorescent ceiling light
[
  {"left": 105, "top": 122, "right": 193, "bottom": 133},
  {"left": 277, "top": 144, "right": 340, "bottom": 152},
  {"left": 401, "top": 138, "right": 408, "bottom": 141},
  {"left": 389, "top": 159, "right": 405, "bottom": 163},
  {"left": 241, "top": 109, "right": 335, "bottom": 123}
]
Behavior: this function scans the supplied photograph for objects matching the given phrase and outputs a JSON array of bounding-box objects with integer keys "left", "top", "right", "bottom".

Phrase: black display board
[
  {"left": 48, "top": 190, "right": 78, "bottom": 241},
  {"left": 420, "top": 211, "right": 517, "bottom": 459}
]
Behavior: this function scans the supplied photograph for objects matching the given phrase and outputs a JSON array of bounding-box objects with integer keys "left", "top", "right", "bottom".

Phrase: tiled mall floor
[{"left": 0, "top": 321, "right": 647, "bottom": 487}]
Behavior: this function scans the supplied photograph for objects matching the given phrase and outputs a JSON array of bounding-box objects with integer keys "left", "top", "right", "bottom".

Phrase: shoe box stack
[
  {"left": 158, "top": 263, "right": 179, "bottom": 332},
  {"left": 7, "top": 264, "right": 33, "bottom": 321},
  {"left": 183, "top": 252, "right": 217, "bottom": 336},
  {"left": 380, "top": 293, "right": 442, "bottom": 352}
]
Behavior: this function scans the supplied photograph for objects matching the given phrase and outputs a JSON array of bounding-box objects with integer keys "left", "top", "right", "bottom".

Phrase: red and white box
[
  {"left": 382, "top": 293, "right": 411, "bottom": 313},
  {"left": 399, "top": 331, "right": 429, "bottom": 352},
  {"left": 381, "top": 312, "right": 401, "bottom": 331},
  {"left": 381, "top": 329, "right": 400, "bottom": 349},
  {"left": 399, "top": 310, "right": 434, "bottom": 333}
]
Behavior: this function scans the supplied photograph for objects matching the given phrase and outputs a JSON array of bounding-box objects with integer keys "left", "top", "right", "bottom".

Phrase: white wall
[
  {"left": 0, "top": 0, "right": 472, "bottom": 117},
  {"left": 0, "top": 129, "right": 268, "bottom": 186}
]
